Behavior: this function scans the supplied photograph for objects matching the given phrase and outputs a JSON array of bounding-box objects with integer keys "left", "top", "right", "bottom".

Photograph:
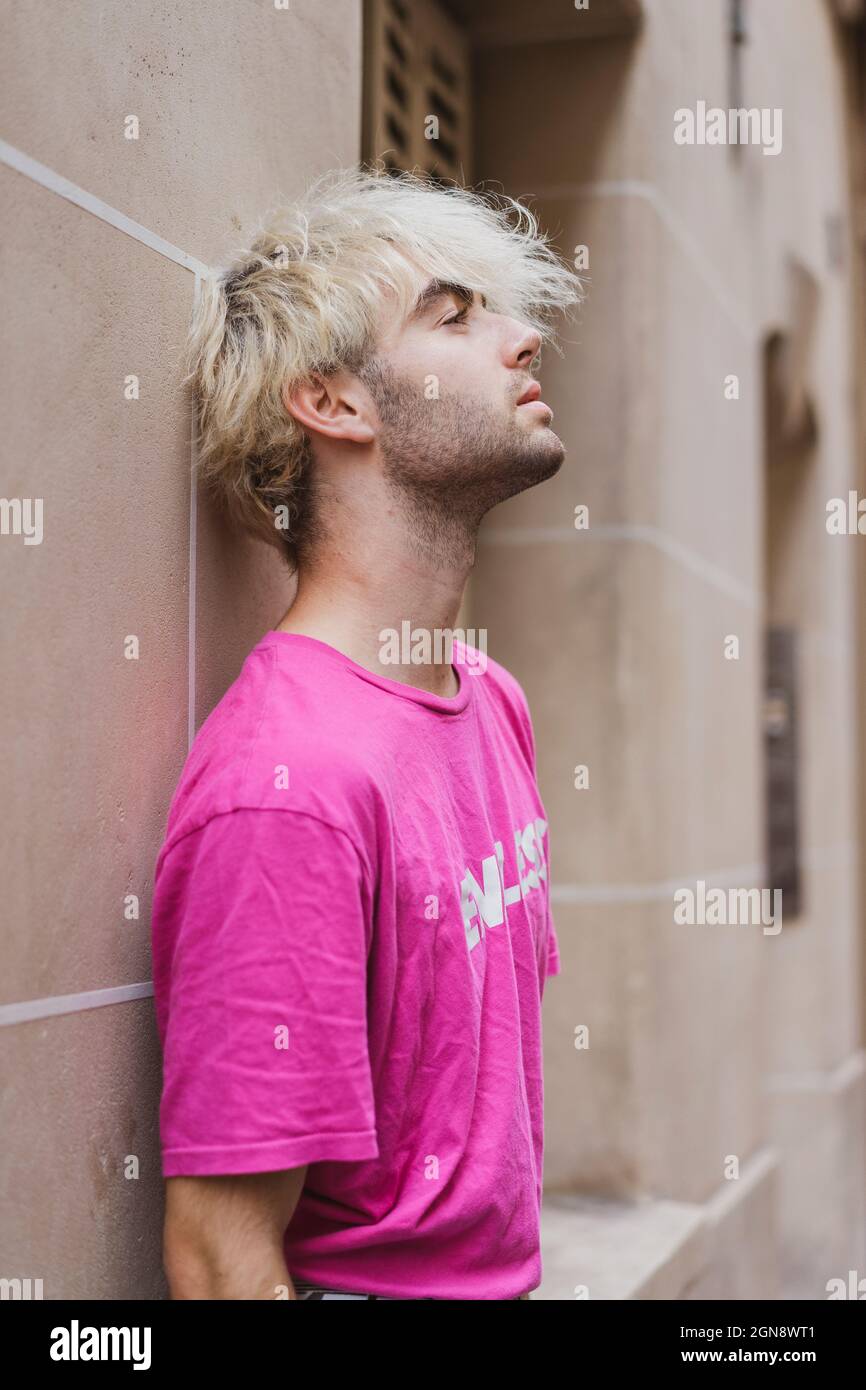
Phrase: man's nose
[{"left": 508, "top": 321, "right": 542, "bottom": 369}]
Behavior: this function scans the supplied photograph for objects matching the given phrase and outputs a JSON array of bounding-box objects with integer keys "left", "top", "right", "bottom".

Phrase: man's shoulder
[
  {"left": 454, "top": 637, "right": 531, "bottom": 718},
  {"left": 455, "top": 637, "right": 538, "bottom": 777},
  {"left": 156, "top": 634, "right": 379, "bottom": 867}
]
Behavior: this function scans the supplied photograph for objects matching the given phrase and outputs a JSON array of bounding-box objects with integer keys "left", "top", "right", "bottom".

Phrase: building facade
[{"left": 1, "top": 0, "right": 865, "bottom": 1299}]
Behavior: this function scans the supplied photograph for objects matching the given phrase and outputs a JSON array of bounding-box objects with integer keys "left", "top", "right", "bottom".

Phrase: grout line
[
  {"left": 765, "top": 1050, "right": 866, "bottom": 1094},
  {"left": 188, "top": 273, "right": 200, "bottom": 751},
  {"left": 530, "top": 178, "right": 753, "bottom": 338},
  {"left": 0, "top": 138, "right": 211, "bottom": 277},
  {"left": 550, "top": 863, "right": 766, "bottom": 905},
  {"left": 0, "top": 982, "right": 154, "bottom": 1027},
  {"left": 479, "top": 522, "right": 761, "bottom": 609},
  {"left": 551, "top": 844, "right": 856, "bottom": 906}
]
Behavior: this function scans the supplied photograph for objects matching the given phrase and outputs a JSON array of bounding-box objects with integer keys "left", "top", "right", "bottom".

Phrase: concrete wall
[
  {"left": 468, "top": 0, "right": 866, "bottom": 1298},
  {"left": 0, "top": 0, "right": 361, "bottom": 1299}
]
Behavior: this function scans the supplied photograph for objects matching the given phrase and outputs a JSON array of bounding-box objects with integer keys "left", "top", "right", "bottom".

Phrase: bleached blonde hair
[{"left": 184, "top": 164, "right": 584, "bottom": 569}]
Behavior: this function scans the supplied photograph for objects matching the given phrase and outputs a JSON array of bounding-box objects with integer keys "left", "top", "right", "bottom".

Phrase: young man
[{"left": 151, "top": 167, "right": 582, "bottom": 1301}]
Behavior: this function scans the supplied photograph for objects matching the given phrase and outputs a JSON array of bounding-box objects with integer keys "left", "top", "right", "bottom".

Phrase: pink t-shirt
[{"left": 151, "top": 630, "right": 561, "bottom": 1300}]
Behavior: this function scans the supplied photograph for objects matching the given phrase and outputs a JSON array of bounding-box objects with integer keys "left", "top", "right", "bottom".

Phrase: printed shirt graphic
[{"left": 151, "top": 631, "right": 561, "bottom": 1300}]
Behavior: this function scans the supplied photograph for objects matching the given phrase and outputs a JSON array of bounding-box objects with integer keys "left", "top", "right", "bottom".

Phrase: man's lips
[
  {"left": 516, "top": 381, "right": 542, "bottom": 405},
  {"left": 516, "top": 380, "right": 553, "bottom": 416}
]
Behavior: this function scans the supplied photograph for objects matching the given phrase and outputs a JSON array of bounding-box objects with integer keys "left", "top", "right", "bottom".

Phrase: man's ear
[{"left": 282, "top": 371, "right": 376, "bottom": 446}]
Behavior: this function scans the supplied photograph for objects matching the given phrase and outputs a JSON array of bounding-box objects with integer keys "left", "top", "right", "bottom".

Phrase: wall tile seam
[
  {"left": 549, "top": 863, "right": 766, "bottom": 905},
  {"left": 764, "top": 1049, "right": 866, "bottom": 1093},
  {"left": 549, "top": 842, "right": 855, "bottom": 903},
  {"left": 0, "top": 139, "right": 211, "bottom": 277},
  {"left": 0, "top": 981, "right": 154, "bottom": 1028},
  {"left": 479, "top": 523, "right": 761, "bottom": 608}
]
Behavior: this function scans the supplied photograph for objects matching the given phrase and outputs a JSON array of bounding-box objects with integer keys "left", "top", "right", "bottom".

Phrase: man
[{"left": 151, "top": 166, "right": 582, "bottom": 1300}]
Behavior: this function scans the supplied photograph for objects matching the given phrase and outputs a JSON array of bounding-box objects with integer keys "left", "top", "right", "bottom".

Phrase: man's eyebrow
[{"left": 408, "top": 279, "right": 486, "bottom": 320}]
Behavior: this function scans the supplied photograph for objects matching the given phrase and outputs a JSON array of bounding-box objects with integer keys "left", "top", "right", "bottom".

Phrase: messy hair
[{"left": 183, "top": 164, "right": 585, "bottom": 570}]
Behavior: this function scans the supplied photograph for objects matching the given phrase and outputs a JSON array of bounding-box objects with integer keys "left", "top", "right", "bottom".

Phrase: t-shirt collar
[{"left": 262, "top": 630, "right": 475, "bottom": 714}]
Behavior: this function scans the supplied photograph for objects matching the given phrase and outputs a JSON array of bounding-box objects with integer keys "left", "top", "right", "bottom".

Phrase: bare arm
[{"left": 163, "top": 1166, "right": 309, "bottom": 1300}]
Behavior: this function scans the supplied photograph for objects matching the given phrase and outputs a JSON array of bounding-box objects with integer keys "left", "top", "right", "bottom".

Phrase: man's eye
[{"left": 443, "top": 307, "right": 470, "bottom": 325}]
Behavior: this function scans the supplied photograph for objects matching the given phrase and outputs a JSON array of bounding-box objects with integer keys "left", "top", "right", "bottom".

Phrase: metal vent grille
[{"left": 363, "top": 0, "right": 472, "bottom": 184}]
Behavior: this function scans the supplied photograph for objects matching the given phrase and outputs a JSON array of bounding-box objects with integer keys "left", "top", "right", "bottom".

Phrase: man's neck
[{"left": 275, "top": 530, "right": 475, "bottom": 699}]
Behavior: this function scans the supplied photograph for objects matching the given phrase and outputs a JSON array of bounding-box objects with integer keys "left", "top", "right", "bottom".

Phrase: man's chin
[
  {"left": 530, "top": 430, "right": 566, "bottom": 481},
  {"left": 495, "top": 434, "right": 565, "bottom": 502}
]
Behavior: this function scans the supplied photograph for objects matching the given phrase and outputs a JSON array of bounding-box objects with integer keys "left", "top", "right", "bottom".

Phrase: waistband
[{"left": 293, "top": 1280, "right": 529, "bottom": 1301}]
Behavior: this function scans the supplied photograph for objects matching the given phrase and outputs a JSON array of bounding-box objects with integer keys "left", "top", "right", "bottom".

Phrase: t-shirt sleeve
[{"left": 151, "top": 807, "right": 379, "bottom": 1177}]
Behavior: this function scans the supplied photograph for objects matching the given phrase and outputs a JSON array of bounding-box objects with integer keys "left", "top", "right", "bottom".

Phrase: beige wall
[
  {"left": 468, "top": 0, "right": 865, "bottom": 1298},
  {"left": 0, "top": 0, "right": 361, "bottom": 1299},
  {"left": 2, "top": 0, "right": 863, "bottom": 1304}
]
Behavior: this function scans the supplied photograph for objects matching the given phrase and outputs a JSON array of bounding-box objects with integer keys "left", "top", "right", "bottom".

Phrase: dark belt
[{"left": 293, "top": 1281, "right": 530, "bottom": 1301}]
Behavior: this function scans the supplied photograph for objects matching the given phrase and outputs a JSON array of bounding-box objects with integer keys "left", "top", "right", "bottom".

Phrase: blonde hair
[{"left": 184, "top": 164, "right": 585, "bottom": 569}]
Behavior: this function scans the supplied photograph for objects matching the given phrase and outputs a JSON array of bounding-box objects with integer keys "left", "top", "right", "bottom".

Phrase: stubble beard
[{"left": 360, "top": 358, "right": 565, "bottom": 568}]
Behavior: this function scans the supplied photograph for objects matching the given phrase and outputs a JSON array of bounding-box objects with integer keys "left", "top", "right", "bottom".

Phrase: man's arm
[{"left": 163, "top": 1166, "right": 308, "bottom": 1300}]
